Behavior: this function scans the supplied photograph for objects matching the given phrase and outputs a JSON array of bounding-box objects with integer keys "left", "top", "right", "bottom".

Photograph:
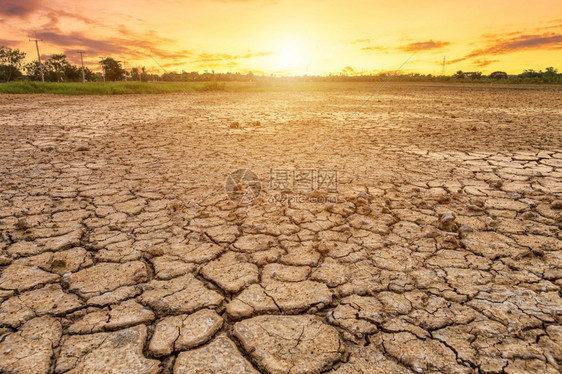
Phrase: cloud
[
  {"left": 473, "top": 59, "right": 499, "bottom": 67},
  {"left": 0, "top": 0, "right": 43, "bottom": 17},
  {"left": 449, "top": 32, "right": 562, "bottom": 64},
  {"left": 351, "top": 38, "right": 372, "bottom": 44},
  {"left": 359, "top": 40, "right": 449, "bottom": 54},
  {"left": 398, "top": 40, "right": 450, "bottom": 52},
  {"left": 34, "top": 26, "right": 193, "bottom": 67},
  {"left": 361, "top": 46, "right": 386, "bottom": 51},
  {"left": 0, "top": 38, "right": 20, "bottom": 47},
  {"left": 193, "top": 51, "right": 272, "bottom": 63}
]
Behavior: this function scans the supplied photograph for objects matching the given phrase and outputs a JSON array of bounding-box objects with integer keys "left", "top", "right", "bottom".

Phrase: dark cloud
[
  {"left": 450, "top": 32, "right": 562, "bottom": 64},
  {"left": 398, "top": 40, "right": 450, "bottom": 52},
  {"left": 0, "top": 38, "right": 20, "bottom": 47},
  {"left": 35, "top": 27, "right": 192, "bottom": 66},
  {"left": 0, "top": 0, "right": 43, "bottom": 17}
]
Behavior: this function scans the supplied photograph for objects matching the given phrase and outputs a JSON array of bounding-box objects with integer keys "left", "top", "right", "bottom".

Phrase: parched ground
[{"left": 0, "top": 82, "right": 561, "bottom": 374}]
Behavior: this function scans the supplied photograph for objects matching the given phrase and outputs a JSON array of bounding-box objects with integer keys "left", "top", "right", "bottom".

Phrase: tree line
[
  {"left": 0, "top": 46, "right": 156, "bottom": 82},
  {"left": 1, "top": 46, "right": 561, "bottom": 83}
]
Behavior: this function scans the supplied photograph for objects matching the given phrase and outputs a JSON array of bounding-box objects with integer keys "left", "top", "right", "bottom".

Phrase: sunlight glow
[{"left": 275, "top": 41, "right": 305, "bottom": 71}]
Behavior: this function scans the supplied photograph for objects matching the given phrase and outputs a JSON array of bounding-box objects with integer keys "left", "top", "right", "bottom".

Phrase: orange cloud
[
  {"left": 449, "top": 32, "right": 562, "bottom": 64},
  {"left": 398, "top": 40, "right": 450, "bottom": 52},
  {"left": 473, "top": 59, "right": 499, "bottom": 67}
]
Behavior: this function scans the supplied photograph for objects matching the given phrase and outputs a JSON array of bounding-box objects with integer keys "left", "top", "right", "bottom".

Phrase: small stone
[{"left": 551, "top": 200, "right": 562, "bottom": 209}]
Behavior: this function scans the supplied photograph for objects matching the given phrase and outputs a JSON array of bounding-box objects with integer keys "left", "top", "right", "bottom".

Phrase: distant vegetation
[
  {"left": 0, "top": 81, "right": 229, "bottom": 95},
  {"left": 0, "top": 45, "right": 561, "bottom": 95}
]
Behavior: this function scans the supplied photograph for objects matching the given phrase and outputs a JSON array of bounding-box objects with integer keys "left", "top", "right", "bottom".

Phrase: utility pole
[
  {"left": 77, "top": 49, "right": 86, "bottom": 83},
  {"left": 442, "top": 56, "right": 446, "bottom": 76},
  {"left": 100, "top": 57, "right": 105, "bottom": 83},
  {"left": 29, "top": 34, "right": 44, "bottom": 82},
  {"left": 123, "top": 60, "right": 127, "bottom": 81}
]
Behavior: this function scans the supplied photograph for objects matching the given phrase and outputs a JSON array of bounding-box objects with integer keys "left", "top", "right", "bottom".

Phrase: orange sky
[{"left": 1, "top": 0, "right": 561, "bottom": 75}]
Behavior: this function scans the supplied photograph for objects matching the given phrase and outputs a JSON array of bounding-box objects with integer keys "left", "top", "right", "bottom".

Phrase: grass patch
[
  {"left": 0, "top": 81, "right": 230, "bottom": 95},
  {"left": 0, "top": 80, "right": 560, "bottom": 95}
]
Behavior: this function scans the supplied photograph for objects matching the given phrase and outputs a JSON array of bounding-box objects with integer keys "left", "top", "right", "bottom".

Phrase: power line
[
  {"left": 29, "top": 33, "right": 44, "bottom": 82},
  {"left": 77, "top": 49, "right": 86, "bottom": 83}
]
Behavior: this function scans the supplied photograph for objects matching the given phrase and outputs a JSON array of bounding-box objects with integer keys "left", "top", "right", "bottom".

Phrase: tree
[
  {"left": 26, "top": 54, "right": 82, "bottom": 82},
  {"left": 544, "top": 67, "right": 558, "bottom": 76},
  {"left": 130, "top": 67, "right": 140, "bottom": 81},
  {"left": 25, "top": 61, "right": 43, "bottom": 81},
  {"left": 0, "top": 46, "right": 26, "bottom": 82},
  {"left": 140, "top": 67, "right": 149, "bottom": 82},
  {"left": 490, "top": 71, "right": 508, "bottom": 79},
  {"left": 99, "top": 57, "right": 125, "bottom": 81},
  {"left": 470, "top": 72, "right": 482, "bottom": 80},
  {"left": 454, "top": 70, "right": 465, "bottom": 79},
  {"left": 45, "top": 54, "right": 80, "bottom": 82}
]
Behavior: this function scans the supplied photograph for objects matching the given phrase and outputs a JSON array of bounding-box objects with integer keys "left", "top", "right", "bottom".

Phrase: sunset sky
[{"left": 1, "top": 0, "right": 561, "bottom": 76}]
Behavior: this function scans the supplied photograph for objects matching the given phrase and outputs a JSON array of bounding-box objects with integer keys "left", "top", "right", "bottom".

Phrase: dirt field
[{"left": 0, "top": 83, "right": 561, "bottom": 373}]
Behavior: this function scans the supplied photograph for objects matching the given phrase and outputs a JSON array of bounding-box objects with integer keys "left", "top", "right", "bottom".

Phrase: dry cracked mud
[{"left": 0, "top": 82, "right": 561, "bottom": 373}]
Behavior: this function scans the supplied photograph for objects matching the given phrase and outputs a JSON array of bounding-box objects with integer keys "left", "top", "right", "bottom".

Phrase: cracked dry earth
[{"left": 0, "top": 82, "right": 561, "bottom": 374}]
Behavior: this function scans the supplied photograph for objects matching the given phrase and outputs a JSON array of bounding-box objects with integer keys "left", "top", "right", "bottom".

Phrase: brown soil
[{"left": 0, "top": 83, "right": 561, "bottom": 373}]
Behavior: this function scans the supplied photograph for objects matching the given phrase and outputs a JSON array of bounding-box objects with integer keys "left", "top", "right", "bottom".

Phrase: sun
[{"left": 276, "top": 41, "right": 305, "bottom": 70}]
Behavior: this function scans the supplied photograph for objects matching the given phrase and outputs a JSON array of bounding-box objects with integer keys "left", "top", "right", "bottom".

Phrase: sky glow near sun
[{"left": 0, "top": 0, "right": 560, "bottom": 76}]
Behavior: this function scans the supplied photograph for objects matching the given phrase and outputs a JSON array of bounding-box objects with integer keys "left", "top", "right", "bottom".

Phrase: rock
[
  {"left": 439, "top": 211, "right": 458, "bottom": 232},
  {"left": 233, "top": 315, "right": 342, "bottom": 374},
  {"left": 56, "top": 325, "right": 159, "bottom": 374},
  {"left": 200, "top": 252, "right": 259, "bottom": 293},
  {"left": 66, "top": 261, "right": 148, "bottom": 297},
  {"left": 226, "top": 280, "right": 332, "bottom": 319},
  {"left": 149, "top": 309, "right": 223, "bottom": 356},
  {"left": 68, "top": 299, "right": 155, "bottom": 333},
  {"left": 229, "top": 122, "right": 241, "bottom": 129},
  {"left": 0, "top": 316, "right": 62, "bottom": 374},
  {"left": 0, "top": 283, "right": 83, "bottom": 327},
  {"left": 174, "top": 335, "right": 258, "bottom": 373},
  {"left": 139, "top": 274, "right": 223, "bottom": 314},
  {"left": 551, "top": 200, "right": 562, "bottom": 209},
  {"left": 76, "top": 145, "right": 90, "bottom": 151}
]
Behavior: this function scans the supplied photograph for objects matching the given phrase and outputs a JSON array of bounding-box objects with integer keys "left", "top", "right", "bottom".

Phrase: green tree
[
  {"left": 454, "top": 70, "right": 465, "bottom": 79},
  {"left": 140, "top": 67, "right": 149, "bottom": 82},
  {"left": 0, "top": 46, "right": 26, "bottom": 82},
  {"left": 99, "top": 57, "right": 125, "bottom": 81},
  {"left": 544, "top": 67, "right": 558, "bottom": 76},
  {"left": 45, "top": 54, "right": 80, "bottom": 82},
  {"left": 130, "top": 67, "right": 140, "bottom": 81}
]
